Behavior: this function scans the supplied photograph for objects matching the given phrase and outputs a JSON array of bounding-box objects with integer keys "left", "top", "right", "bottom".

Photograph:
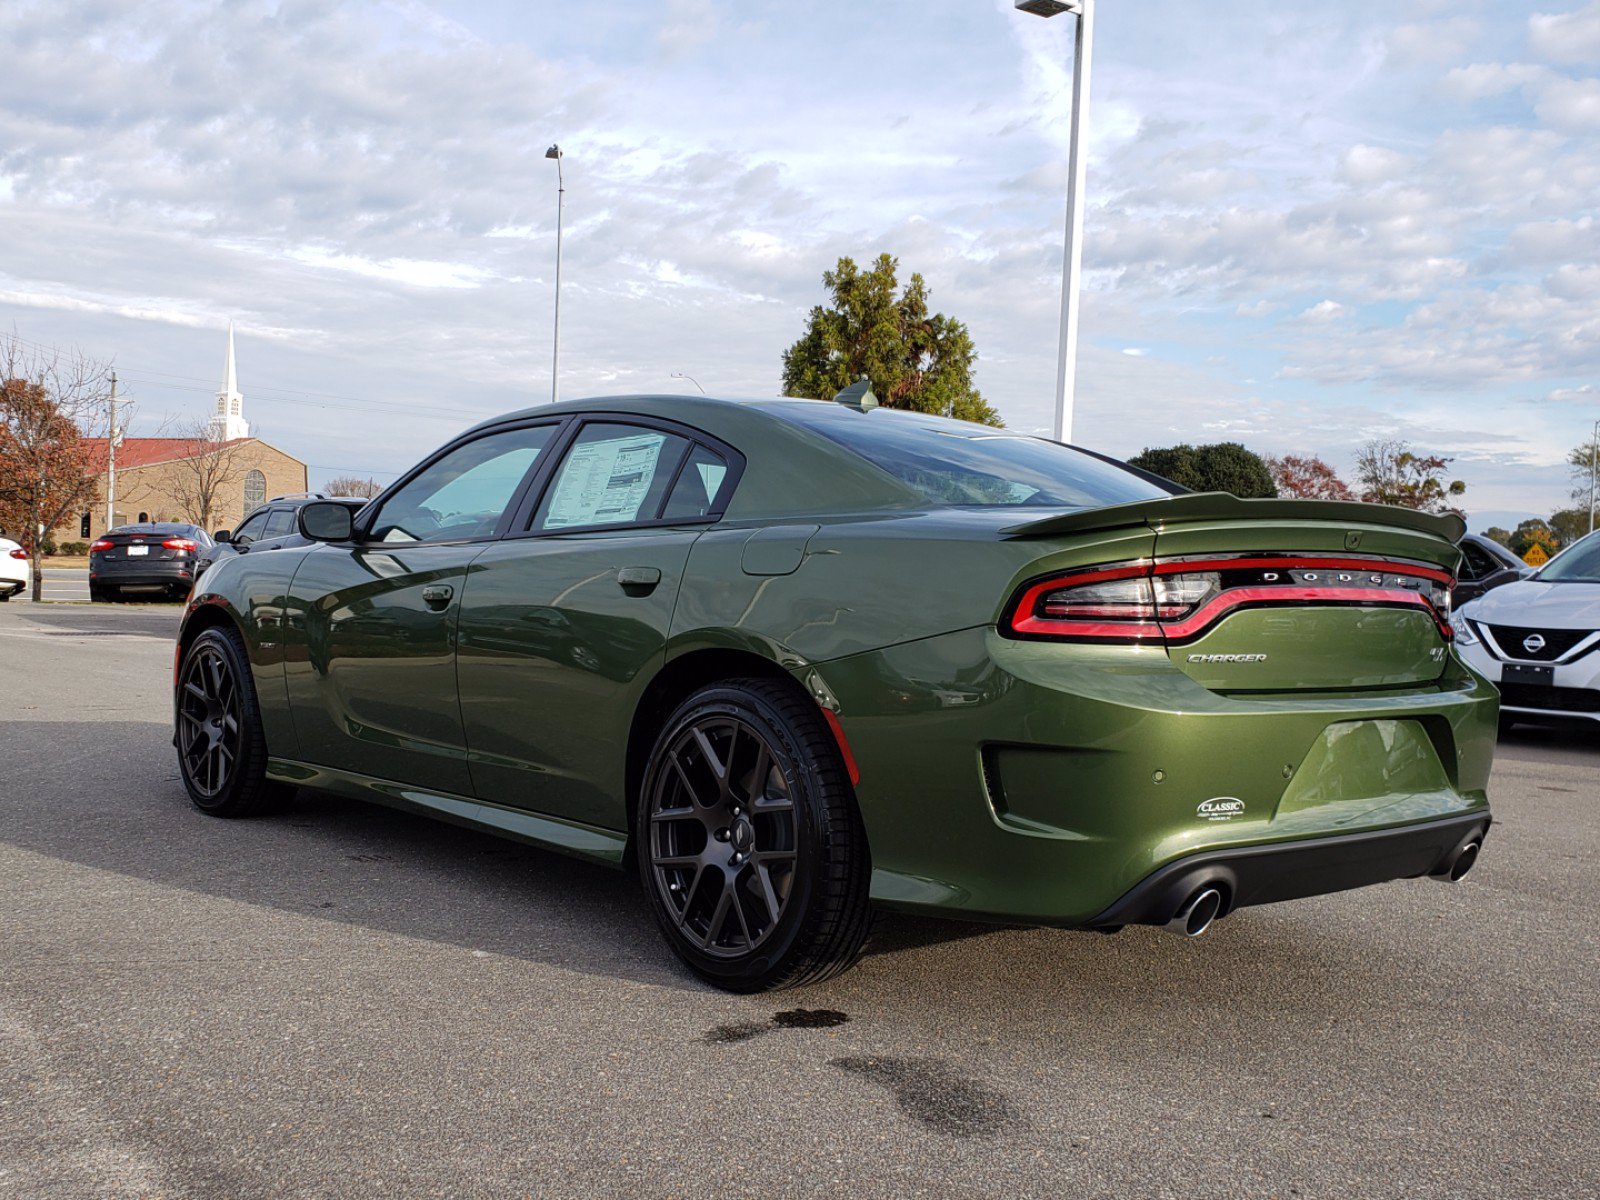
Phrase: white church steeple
[{"left": 210, "top": 322, "right": 249, "bottom": 441}]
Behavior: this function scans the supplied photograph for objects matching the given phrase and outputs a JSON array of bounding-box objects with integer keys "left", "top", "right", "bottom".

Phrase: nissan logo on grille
[{"left": 1523, "top": 633, "right": 1546, "bottom": 655}]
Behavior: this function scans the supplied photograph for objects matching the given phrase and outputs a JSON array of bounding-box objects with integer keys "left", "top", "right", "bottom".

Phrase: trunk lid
[{"left": 1006, "top": 494, "right": 1461, "bottom": 693}]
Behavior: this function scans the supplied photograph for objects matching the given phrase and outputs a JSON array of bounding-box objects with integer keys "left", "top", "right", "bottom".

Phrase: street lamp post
[
  {"left": 1588, "top": 417, "right": 1599, "bottom": 534},
  {"left": 545, "top": 144, "right": 565, "bottom": 405},
  {"left": 1016, "top": 0, "right": 1096, "bottom": 445},
  {"left": 671, "top": 372, "right": 706, "bottom": 395}
]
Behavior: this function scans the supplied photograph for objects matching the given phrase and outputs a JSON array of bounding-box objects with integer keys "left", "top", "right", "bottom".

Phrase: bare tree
[
  {"left": 0, "top": 334, "right": 117, "bottom": 600},
  {"left": 164, "top": 417, "right": 254, "bottom": 530},
  {"left": 323, "top": 475, "right": 385, "bottom": 499}
]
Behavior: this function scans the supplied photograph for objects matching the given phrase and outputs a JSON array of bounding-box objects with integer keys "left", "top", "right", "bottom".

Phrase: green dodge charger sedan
[{"left": 174, "top": 392, "right": 1494, "bottom": 991}]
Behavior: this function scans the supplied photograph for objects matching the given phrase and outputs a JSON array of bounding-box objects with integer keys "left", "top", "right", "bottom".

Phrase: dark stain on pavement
[
  {"left": 831, "top": 1055, "right": 1020, "bottom": 1138},
  {"left": 773, "top": 1007, "right": 849, "bottom": 1029},
  {"left": 702, "top": 1008, "right": 851, "bottom": 1044}
]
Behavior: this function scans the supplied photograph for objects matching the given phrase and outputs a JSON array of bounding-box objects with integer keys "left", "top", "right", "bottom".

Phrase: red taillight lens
[
  {"left": 1011, "top": 569, "right": 1219, "bottom": 639},
  {"left": 1007, "top": 556, "right": 1455, "bottom": 643},
  {"left": 90, "top": 539, "right": 114, "bottom": 552},
  {"left": 8, "top": 548, "right": 27, "bottom": 560},
  {"left": 162, "top": 538, "right": 198, "bottom": 552}
]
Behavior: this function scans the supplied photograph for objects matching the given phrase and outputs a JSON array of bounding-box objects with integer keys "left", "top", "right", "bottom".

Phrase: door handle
[
  {"left": 421, "top": 583, "right": 454, "bottom": 609},
  {"left": 616, "top": 566, "right": 661, "bottom": 594}
]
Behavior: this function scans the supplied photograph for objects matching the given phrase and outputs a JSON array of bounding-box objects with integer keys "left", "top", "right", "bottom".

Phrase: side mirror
[
  {"left": 213, "top": 530, "right": 233, "bottom": 544},
  {"left": 299, "top": 501, "right": 356, "bottom": 543}
]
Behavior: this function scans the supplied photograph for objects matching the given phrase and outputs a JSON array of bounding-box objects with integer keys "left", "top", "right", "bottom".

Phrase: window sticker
[{"left": 544, "top": 433, "right": 667, "bottom": 529}]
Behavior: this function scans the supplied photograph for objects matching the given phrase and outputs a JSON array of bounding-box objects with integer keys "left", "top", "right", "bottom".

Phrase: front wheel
[
  {"left": 175, "top": 626, "right": 294, "bottom": 816},
  {"left": 637, "top": 678, "right": 872, "bottom": 992}
]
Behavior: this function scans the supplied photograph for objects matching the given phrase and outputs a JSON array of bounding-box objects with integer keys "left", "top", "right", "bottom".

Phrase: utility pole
[
  {"left": 106, "top": 371, "right": 118, "bottom": 535},
  {"left": 1589, "top": 417, "right": 1598, "bottom": 535}
]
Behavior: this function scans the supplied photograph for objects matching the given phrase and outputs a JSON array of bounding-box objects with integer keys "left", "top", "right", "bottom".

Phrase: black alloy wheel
[
  {"left": 638, "top": 678, "right": 871, "bottom": 992},
  {"left": 175, "top": 626, "right": 293, "bottom": 816}
]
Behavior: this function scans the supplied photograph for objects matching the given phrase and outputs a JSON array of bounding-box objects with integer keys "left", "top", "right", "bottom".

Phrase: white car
[
  {"left": 0, "top": 537, "right": 27, "bottom": 601},
  {"left": 1455, "top": 531, "right": 1600, "bottom": 726}
]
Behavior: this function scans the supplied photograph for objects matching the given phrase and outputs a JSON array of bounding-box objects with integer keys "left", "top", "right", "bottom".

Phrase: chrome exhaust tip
[
  {"left": 1163, "top": 886, "right": 1223, "bottom": 938},
  {"left": 1433, "top": 839, "right": 1481, "bottom": 883}
]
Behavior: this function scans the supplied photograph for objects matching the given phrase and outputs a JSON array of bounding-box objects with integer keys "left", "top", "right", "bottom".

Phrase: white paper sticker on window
[{"left": 544, "top": 433, "right": 667, "bottom": 529}]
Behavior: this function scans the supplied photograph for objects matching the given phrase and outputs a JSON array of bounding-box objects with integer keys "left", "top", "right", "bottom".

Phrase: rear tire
[
  {"left": 1498, "top": 715, "right": 1518, "bottom": 736},
  {"left": 636, "top": 678, "right": 872, "bottom": 992},
  {"left": 175, "top": 626, "right": 294, "bottom": 816},
  {"left": 89, "top": 583, "right": 113, "bottom": 603}
]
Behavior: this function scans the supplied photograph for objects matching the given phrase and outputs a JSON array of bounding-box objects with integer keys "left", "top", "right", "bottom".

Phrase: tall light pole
[
  {"left": 546, "top": 144, "right": 565, "bottom": 404},
  {"left": 1588, "top": 417, "right": 1599, "bottom": 534},
  {"left": 671, "top": 371, "right": 706, "bottom": 395},
  {"left": 1016, "top": 0, "right": 1096, "bottom": 444}
]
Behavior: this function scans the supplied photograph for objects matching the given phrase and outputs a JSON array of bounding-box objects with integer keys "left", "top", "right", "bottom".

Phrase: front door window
[{"left": 371, "top": 425, "right": 556, "bottom": 544}]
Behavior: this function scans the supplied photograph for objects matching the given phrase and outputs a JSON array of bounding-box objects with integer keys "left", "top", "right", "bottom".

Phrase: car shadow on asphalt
[
  {"left": 1493, "top": 722, "right": 1600, "bottom": 767},
  {"left": 3, "top": 720, "right": 1012, "bottom": 993}
]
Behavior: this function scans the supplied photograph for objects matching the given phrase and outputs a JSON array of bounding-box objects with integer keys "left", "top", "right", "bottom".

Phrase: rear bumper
[
  {"left": 811, "top": 626, "right": 1497, "bottom": 925},
  {"left": 91, "top": 561, "right": 194, "bottom": 587},
  {"left": 1089, "top": 811, "right": 1490, "bottom": 928}
]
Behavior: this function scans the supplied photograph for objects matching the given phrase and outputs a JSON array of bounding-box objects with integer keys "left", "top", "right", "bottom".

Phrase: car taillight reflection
[
  {"left": 8, "top": 548, "right": 27, "bottom": 560},
  {"left": 162, "top": 538, "right": 198, "bottom": 552},
  {"left": 90, "top": 539, "right": 114, "bottom": 552}
]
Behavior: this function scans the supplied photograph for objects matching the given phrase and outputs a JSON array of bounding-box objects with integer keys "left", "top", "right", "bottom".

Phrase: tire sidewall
[
  {"left": 176, "top": 626, "right": 261, "bottom": 813},
  {"left": 636, "top": 684, "right": 838, "bottom": 989}
]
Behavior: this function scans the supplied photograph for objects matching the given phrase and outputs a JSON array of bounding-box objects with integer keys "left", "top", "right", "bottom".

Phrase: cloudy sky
[{"left": 2, "top": 0, "right": 1598, "bottom": 529}]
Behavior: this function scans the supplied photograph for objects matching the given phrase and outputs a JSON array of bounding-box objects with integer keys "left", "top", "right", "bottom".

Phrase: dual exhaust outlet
[{"left": 1160, "top": 837, "right": 1483, "bottom": 939}]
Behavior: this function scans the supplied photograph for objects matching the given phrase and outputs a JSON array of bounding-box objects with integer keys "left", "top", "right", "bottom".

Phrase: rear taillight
[
  {"left": 162, "top": 538, "right": 198, "bottom": 552},
  {"left": 8, "top": 548, "right": 26, "bottom": 560},
  {"left": 1006, "top": 555, "right": 1454, "bottom": 644},
  {"left": 90, "top": 539, "right": 114, "bottom": 552}
]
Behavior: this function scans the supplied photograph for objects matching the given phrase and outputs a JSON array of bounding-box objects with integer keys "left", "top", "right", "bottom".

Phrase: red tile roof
[{"left": 81, "top": 437, "right": 254, "bottom": 472}]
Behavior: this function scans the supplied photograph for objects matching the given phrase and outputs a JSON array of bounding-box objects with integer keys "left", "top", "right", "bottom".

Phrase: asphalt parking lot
[{"left": 2, "top": 602, "right": 1596, "bottom": 1199}]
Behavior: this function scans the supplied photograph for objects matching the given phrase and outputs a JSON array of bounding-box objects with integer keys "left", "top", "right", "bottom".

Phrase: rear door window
[
  {"left": 263, "top": 509, "right": 297, "bottom": 538},
  {"left": 531, "top": 424, "right": 689, "bottom": 531},
  {"left": 661, "top": 444, "right": 730, "bottom": 520}
]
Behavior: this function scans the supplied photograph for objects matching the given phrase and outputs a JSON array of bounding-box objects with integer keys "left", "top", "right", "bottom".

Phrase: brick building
[{"left": 55, "top": 325, "right": 307, "bottom": 541}]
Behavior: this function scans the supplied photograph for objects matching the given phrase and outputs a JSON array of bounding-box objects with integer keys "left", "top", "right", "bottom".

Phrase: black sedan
[
  {"left": 89, "top": 523, "right": 213, "bottom": 602},
  {"left": 1455, "top": 533, "right": 1533, "bottom": 605},
  {"left": 192, "top": 495, "right": 370, "bottom": 581}
]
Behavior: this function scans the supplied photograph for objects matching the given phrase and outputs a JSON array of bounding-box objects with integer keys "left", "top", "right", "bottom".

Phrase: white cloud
[
  {"left": 1339, "top": 144, "right": 1412, "bottom": 185},
  {"left": 1536, "top": 76, "right": 1600, "bottom": 130},
  {"left": 1389, "top": 17, "right": 1482, "bottom": 66},
  {"left": 1439, "top": 62, "right": 1549, "bottom": 101},
  {"left": 1529, "top": 2, "right": 1600, "bottom": 64}
]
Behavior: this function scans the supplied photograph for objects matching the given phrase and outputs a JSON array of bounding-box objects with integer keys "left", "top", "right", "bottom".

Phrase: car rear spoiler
[{"left": 1000, "top": 492, "right": 1467, "bottom": 543}]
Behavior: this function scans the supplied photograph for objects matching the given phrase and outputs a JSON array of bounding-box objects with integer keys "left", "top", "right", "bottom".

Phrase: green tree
[
  {"left": 782, "top": 254, "right": 1000, "bottom": 425},
  {"left": 1480, "top": 526, "right": 1513, "bottom": 547},
  {"left": 1548, "top": 508, "right": 1591, "bottom": 547},
  {"left": 1127, "top": 442, "right": 1276, "bottom": 498},
  {"left": 1355, "top": 439, "right": 1466, "bottom": 516}
]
